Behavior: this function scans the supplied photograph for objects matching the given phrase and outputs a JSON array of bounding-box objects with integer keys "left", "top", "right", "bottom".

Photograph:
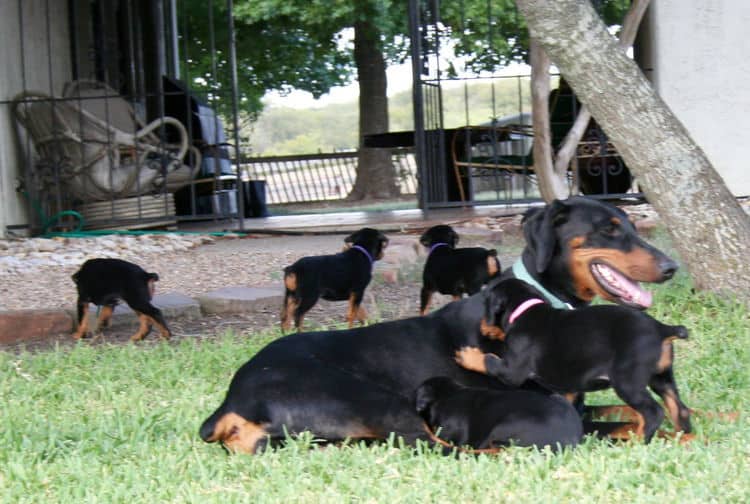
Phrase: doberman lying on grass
[
  {"left": 454, "top": 278, "right": 692, "bottom": 443},
  {"left": 72, "top": 258, "right": 170, "bottom": 341},
  {"left": 200, "top": 197, "right": 679, "bottom": 453}
]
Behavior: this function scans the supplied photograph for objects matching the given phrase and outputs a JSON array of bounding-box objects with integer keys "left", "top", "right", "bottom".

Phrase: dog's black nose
[{"left": 659, "top": 258, "right": 679, "bottom": 280}]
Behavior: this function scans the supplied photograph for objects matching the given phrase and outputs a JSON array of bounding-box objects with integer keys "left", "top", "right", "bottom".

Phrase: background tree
[
  {"left": 515, "top": 0, "right": 750, "bottom": 302},
  {"left": 181, "top": 0, "right": 409, "bottom": 200}
]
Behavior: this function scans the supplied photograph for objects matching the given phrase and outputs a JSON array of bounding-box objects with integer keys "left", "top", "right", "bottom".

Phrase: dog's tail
[{"left": 661, "top": 324, "right": 689, "bottom": 341}]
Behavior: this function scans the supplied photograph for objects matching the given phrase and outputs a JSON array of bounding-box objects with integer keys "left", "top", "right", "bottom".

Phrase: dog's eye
[{"left": 601, "top": 224, "right": 620, "bottom": 237}]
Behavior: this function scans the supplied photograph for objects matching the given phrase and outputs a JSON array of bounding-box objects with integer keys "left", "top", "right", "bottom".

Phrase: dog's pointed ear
[
  {"left": 523, "top": 199, "right": 570, "bottom": 273},
  {"left": 414, "top": 382, "right": 437, "bottom": 416}
]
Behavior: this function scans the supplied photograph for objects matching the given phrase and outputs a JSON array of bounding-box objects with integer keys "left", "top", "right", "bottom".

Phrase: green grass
[{"left": 1, "top": 276, "right": 749, "bottom": 503}]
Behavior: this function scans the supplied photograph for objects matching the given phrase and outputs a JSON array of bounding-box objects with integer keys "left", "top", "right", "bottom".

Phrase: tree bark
[
  {"left": 348, "top": 19, "right": 399, "bottom": 201},
  {"left": 529, "top": 40, "right": 568, "bottom": 201},
  {"left": 553, "top": 0, "right": 651, "bottom": 175},
  {"left": 515, "top": 0, "right": 750, "bottom": 301}
]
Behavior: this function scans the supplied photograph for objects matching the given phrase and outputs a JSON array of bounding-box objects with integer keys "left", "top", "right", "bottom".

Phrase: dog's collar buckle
[
  {"left": 351, "top": 245, "right": 374, "bottom": 267},
  {"left": 508, "top": 298, "right": 545, "bottom": 325}
]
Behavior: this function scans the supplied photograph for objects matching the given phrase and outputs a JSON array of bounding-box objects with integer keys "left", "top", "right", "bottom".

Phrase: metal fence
[
  {"left": 241, "top": 149, "right": 417, "bottom": 205},
  {"left": 408, "top": 0, "right": 641, "bottom": 210}
]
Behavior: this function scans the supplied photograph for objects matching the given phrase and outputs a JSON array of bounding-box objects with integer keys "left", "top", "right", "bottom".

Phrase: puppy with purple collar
[
  {"left": 280, "top": 227, "right": 388, "bottom": 332},
  {"left": 419, "top": 224, "right": 500, "bottom": 315}
]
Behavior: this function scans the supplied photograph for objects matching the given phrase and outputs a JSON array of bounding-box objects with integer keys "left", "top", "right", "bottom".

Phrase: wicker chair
[{"left": 12, "top": 80, "right": 199, "bottom": 202}]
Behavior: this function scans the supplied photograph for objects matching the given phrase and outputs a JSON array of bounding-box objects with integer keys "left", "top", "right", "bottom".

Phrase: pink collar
[{"left": 508, "top": 298, "right": 545, "bottom": 325}]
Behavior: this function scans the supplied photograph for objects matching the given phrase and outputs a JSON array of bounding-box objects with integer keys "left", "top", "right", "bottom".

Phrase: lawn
[{"left": 1, "top": 275, "right": 748, "bottom": 503}]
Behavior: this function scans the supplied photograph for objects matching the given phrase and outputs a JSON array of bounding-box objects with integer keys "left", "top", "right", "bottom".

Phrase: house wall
[
  {"left": 0, "top": 0, "right": 72, "bottom": 236},
  {"left": 639, "top": 0, "right": 750, "bottom": 196}
]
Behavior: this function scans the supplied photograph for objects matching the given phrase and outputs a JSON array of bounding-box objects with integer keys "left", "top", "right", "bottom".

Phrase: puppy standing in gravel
[
  {"left": 72, "top": 258, "right": 170, "bottom": 341},
  {"left": 419, "top": 224, "right": 500, "bottom": 315},
  {"left": 280, "top": 228, "right": 388, "bottom": 332}
]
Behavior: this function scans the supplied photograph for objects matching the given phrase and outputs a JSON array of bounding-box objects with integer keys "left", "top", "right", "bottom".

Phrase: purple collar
[
  {"left": 428, "top": 242, "right": 451, "bottom": 255},
  {"left": 351, "top": 245, "right": 374, "bottom": 267}
]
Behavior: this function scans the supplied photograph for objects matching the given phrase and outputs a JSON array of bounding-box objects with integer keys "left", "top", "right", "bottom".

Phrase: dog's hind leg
[
  {"left": 95, "top": 304, "right": 115, "bottom": 332},
  {"left": 294, "top": 295, "right": 318, "bottom": 331},
  {"left": 612, "top": 384, "right": 664, "bottom": 443},
  {"left": 649, "top": 367, "right": 692, "bottom": 434},
  {"left": 419, "top": 286, "right": 434, "bottom": 316},
  {"left": 72, "top": 301, "right": 90, "bottom": 339}
]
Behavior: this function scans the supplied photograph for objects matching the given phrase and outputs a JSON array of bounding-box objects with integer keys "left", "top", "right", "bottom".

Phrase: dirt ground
[{"left": 5, "top": 223, "right": 525, "bottom": 352}]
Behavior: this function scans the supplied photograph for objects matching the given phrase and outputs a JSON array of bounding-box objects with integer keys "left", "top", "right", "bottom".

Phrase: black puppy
[
  {"left": 455, "top": 278, "right": 692, "bottom": 443},
  {"left": 72, "top": 258, "right": 170, "bottom": 341},
  {"left": 415, "top": 376, "right": 582, "bottom": 451},
  {"left": 419, "top": 224, "right": 500, "bottom": 315},
  {"left": 280, "top": 227, "right": 389, "bottom": 331}
]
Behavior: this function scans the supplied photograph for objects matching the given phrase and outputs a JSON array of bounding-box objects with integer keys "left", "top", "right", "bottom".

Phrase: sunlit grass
[{"left": 1, "top": 276, "right": 748, "bottom": 503}]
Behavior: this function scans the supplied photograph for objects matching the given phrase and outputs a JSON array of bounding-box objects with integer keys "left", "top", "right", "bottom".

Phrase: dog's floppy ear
[
  {"left": 450, "top": 228, "right": 459, "bottom": 247},
  {"left": 344, "top": 229, "right": 362, "bottom": 244},
  {"left": 419, "top": 229, "right": 433, "bottom": 247},
  {"left": 414, "top": 382, "right": 438, "bottom": 416},
  {"left": 523, "top": 199, "right": 570, "bottom": 273},
  {"left": 483, "top": 282, "right": 508, "bottom": 327}
]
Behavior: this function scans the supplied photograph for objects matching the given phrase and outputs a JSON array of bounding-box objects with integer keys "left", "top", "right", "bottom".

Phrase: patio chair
[
  {"left": 12, "top": 80, "right": 199, "bottom": 202},
  {"left": 450, "top": 81, "right": 631, "bottom": 200}
]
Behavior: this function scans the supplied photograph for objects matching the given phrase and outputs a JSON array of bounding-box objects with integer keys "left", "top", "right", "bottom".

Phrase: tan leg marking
[
  {"left": 657, "top": 337, "right": 677, "bottom": 372},
  {"left": 455, "top": 346, "right": 489, "bottom": 374},
  {"left": 280, "top": 272, "right": 298, "bottom": 331},
  {"left": 206, "top": 412, "right": 269, "bottom": 454},
  {"left": 589, "top": 405, "right": 640, "bottom": 422},
  {"left": 95, "top": 305, "right": 114, "bottom": 332},
  {"left": 479, "top": 319, "right": 505, "bottom": 341},
  {"left": 346, "top": 293, "right": 357, "bottom": 328},
  {"left": 487, "top": 255, "right": 499, "bottom": 277},
  {"left": 420, "top": 291, "right": 433, "bottom": 316},
  {"left": 147, "top": 316, "right": 171, "bottom": 339},
  {"left": 606, "top": 413, "right": 645, "bottom": 441},
  {"left": 72, "top": 304, "right": 90, "bottom": 339},
  {"left": 564, "top": 393, "right": 579, "bottom": 404},
  {"left": 130, "top": 312, "right": 151, "bottom": 341}
]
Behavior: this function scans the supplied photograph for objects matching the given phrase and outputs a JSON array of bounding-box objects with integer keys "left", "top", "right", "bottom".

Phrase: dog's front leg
[{"left": 454, "top": 347, "right": 529, "bottom": 387}]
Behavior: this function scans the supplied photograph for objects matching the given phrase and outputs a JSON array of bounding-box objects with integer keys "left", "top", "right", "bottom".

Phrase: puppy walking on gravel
[
  {"left": 280, "top": 228, "right": 389, "bottom": 331},
  {"left": 72, "top": 258, "right": 170, "bottom": 341},
  {"left": 419, "top": 224, "right": 500, "bottom": 315}
]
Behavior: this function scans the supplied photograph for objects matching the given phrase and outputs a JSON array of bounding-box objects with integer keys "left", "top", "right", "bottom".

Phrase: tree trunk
[
  {"left": 532, "top": 0, "right": 651, "bottom": 198},
  {"left": 348, "top": 19, "right": 399, "bottom": 201},
  {"left": 529, "top": 40, "right": 568, "bottom": 201},
  {"left": 515, "top": 0, "right": 750, "bottom": 302}
]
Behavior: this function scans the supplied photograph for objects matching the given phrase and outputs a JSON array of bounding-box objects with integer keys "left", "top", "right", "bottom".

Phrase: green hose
[{"left": 22, "top": 190, "right": 242, "bottom": 239}]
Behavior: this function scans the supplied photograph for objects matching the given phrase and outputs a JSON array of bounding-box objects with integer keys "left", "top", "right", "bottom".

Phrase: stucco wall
[
  {"left": 641, "top": 0, "right": 750, "bottom": 196},
  {"left": 0, "top": 1, "right": 71, "bottom": 236}
]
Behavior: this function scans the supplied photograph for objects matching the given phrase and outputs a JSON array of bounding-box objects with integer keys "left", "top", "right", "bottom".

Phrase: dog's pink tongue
[
  {"left": 626, "top": 282, "right": 653, "bottom": 309},
  {"left": 611, "top": 266, "right": 653, "bottom": 308},
  {"left": 596, "top": 263, "right": 653, "bottom": 309}
]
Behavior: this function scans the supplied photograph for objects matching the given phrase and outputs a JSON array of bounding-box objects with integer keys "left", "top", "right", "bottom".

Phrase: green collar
[{"left": 511, "top": 259, "right": 573, "bottom": 310}]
